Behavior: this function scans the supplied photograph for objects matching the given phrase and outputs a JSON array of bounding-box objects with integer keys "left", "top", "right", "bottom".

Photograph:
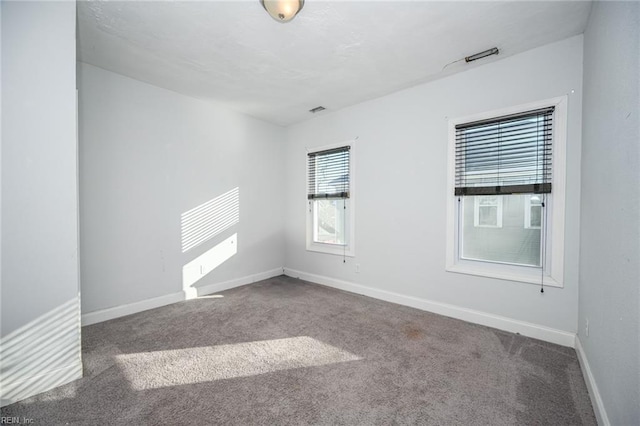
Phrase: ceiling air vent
[{"left": 309, "top": 106, "right": 326, "bottom": 113}]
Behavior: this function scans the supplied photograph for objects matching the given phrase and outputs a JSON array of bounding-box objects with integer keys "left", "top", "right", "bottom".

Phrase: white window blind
[
  {"left": 455, "top": 107, "right": 554, "bottom": 196},
  {"left": 307, "top": 146, "right": 350, "bottom": 200}
]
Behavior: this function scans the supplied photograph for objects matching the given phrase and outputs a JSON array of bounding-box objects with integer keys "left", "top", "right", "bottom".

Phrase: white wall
[
  {"left": 284, "top": 36, "right": 584, "bottom": 336},
  {"left": 78, "top": 63, "right": 285, "bottom": 315},
  {"left": 1, "top": 1, "right": 82, "bottom": 405},
  {"left": 579, "top": 2, "right": 640, "bottom": 424}
]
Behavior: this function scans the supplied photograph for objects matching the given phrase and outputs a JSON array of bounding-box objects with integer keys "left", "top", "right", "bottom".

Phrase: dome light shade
[{"left": 260, "top": 0, "right": 305, "bottom": 23}]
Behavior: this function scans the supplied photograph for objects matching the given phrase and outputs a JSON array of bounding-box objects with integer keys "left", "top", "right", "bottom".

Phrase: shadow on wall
[
  {"left": 181, "top": 187, "right": 240, "bottom": 299},
  {"left": 0, "top": 298, "right": 82, "bottom": 406}
]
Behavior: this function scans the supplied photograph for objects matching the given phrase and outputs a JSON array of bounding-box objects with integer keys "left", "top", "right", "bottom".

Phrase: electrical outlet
[
  {"left": 585, "top": 319, "right": 589, "bottom": 337},
  {"left": 355, "top": 264, "right": 360, "bottom": 273}
]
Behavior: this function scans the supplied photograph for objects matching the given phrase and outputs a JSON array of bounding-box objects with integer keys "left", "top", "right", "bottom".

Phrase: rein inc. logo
[{"left": 0, "top": 418, "right": 33, "bottom": 424}]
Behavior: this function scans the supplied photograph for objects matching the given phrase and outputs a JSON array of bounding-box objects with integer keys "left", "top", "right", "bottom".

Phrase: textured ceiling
[{"left": 77, "top": 1, "right": 592, "bottom": 126}]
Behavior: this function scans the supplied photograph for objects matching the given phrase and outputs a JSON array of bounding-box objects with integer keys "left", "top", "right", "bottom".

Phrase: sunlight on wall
[
  {"left": 181, "top": 187, "right": 239, "bottom": 253},
  {"left": 115, "top": 336, "right": 360, "bottom": 390},
  {"left": 182, "top": 233, "right": 238, "bottom": 299},
  {"left": 0, "top": 298, "right": 82, "bottom": 406}
]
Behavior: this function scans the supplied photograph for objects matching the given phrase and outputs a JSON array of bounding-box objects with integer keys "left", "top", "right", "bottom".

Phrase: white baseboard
[
  {"left": 196, "top": 267, "right": 284, "bottom": 296},
  {"left": 81, "top": 267, "right": 284, "bottom": 326},
  {"left": 284, "top": 268, "right": 576, "bottom": 348},
  {"left": 82, "top": 292, "right": 184, "bottom": 326},
  {"left": 575, "top": 336, "right": 610, "bottom": 426},
  {"left": 0, "top": 361, "right": 82, "bottom": 407}
]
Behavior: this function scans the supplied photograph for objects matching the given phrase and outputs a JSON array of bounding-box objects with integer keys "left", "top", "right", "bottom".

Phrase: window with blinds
[
  {"left": 446, "top": 98, "right": 567, "bottom": 287},
  {"left": 454, "top": 107, "right": 554, "bottom": 196},
  {"left": 306, "top": 143, "right": 355, "bottom": 256},
  {"left": 307, "top": 146, "right": 350, "bottom": 200}
]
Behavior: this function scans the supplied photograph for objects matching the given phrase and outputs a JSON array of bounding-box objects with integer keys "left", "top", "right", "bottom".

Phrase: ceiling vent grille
[{"left": 309, "top": 106, "right": 326, "bottom": 113}]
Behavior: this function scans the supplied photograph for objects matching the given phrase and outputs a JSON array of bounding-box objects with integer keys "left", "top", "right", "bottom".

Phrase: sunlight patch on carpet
[{"left": 115, "top": 336, "right": 360, "bottom": 390}]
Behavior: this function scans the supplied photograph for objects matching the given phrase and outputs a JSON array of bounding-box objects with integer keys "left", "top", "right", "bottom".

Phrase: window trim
[
  {"left": 306, "top": 140, "right": 356, "bottom": 257},
  {"left": 446, "top": 97, "right": 567, "bottom": 287}
]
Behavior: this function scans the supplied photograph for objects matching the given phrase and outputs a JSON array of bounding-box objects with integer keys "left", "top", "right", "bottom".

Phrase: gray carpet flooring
[{"left": 2, "top": 275, "right": 596, "bottom": 425}]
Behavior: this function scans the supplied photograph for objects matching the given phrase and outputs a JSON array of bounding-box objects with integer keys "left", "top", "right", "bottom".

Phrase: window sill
[
  {"left": 306, "top": 243, "right": 355, "bottom": 257},
  {"left": 446, "top": 263, "right": 562, "bottom": 288}
]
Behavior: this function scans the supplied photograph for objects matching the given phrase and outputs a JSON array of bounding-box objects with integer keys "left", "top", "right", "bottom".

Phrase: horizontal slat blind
[
  {"left": 455, "top": 107, "right": 554, "bottom": 196},
  {"left": 308, "top": 146, "right": 350, "bottom": 199}
]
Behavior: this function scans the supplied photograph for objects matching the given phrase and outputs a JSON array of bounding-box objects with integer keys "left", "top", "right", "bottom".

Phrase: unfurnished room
[{"left": 1, "top": 0, "right": 638, "bottom": 424}]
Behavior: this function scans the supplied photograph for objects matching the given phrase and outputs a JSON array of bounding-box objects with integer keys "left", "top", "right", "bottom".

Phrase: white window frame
[
  {"left": 524, "top": 195, "right": 543, "bottom": 230},
  {"left": 445, "top": 97, "right": 567, "bottom": 287},
  {"left": 306, "top": 141, "right": 356, "bottom": 257},
  {"left": 473, "top": 196, "right": 503, "bottom": 228}
]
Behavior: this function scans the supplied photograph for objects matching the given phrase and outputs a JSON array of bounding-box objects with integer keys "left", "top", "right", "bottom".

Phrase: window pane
[
  {"left": 313, "top": 199, "right": 346, "bottom": 245},
  {"left": 478, "top": 206, "right": 498, "bottom": 226},
  {"left": 530, "top": 206, "right": 542, "bottom": 228},
  {"left": 474, "top": 196, "right": 502, "bottom": 228},
  {"left": 462, "top": 194, "right": 541, "bottom": 266},
  {"left": 525, "top": 195, "right": 543, "bottom": 229}
]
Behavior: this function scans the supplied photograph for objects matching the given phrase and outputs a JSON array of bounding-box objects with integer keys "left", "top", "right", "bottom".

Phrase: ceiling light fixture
[
  {"left": 260, "top": 0, "right": 305, "bottom": 23},
  {"left": 465, "top": 47, "right": 499, "bottom": 63}
]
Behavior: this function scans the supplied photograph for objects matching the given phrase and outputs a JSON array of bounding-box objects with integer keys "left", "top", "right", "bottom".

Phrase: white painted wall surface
[
  {"left": 579, "top": 2, "right": 640, "bottom": 424},
  {"left": 284, "top": 36, "right": 584, "bottom": 334},
  {"left": 78, "top": 63, "right": 285, "bottom": 314},
  {"left": 1, "top": 1, "right": 82, "bottom": 405}
]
